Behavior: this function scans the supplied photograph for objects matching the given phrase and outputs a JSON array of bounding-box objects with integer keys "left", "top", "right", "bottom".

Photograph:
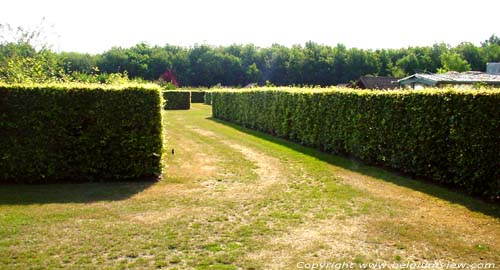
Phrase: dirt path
[
  {"left": 163, "top": 105, "right": 500, "bottom": 269},
  {"left": 3, "top": 104, "right": 498, "bottom": 270},
  {"left": 187, "top": 126, "right": 288, "bottom": 200}
]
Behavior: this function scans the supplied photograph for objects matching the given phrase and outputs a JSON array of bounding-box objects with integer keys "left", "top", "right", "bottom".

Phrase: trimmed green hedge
[
  {"left": 212, "top": 88, "right": 500, "bottom": 199},
  {"left": 162, "top": 90, "right": 191, "bottom": 110},
  {"left": 191, "top": 91, "right": 206, "bottom": 103},
  {"left": 0, "top": 83, "right": 163, "bottom": 183},
  {"left": 204, "top": 91, "right": 212, "bottom": 105}
]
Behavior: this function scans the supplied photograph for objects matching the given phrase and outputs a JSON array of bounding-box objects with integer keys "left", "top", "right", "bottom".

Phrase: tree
[
  {"left": 480, "top": 35, "right": 500, "bottom": 64},
  {"left": 3, "top": 24, "right": 494, "bottom": 87},
  {"left": 438, "top": 52, "right": 471, "bottom": 73},
  {"left": 264, "top": 44, "right": 292, "bottom": 85},
  {"left": 482, "top": 44, "right": 500, "bottom": 63},
  {"left": 98, "top": 47, "right": 129, "bottom": 74},
  {"left": 455, "top": 42, "right": 484, "bottom": 71},
  {"left": 375, "top": 49, "right": 393, "bottom": 76},
  {"left": 346, "top": 48, "right": 379, "bottom": 81},
  {"left": 332, "top": 44, "right": 348, "bottom": 84},
  {"left": 245, "top": 63, "right": 261, "bottom": 84},
  {"left": 124, "top": 43, "right": 152, "bottom": 79},
  {"left": 428, "top": 43, "right": 450, "bottom": 72},
  {"left": 302, "top": 42, "right": 331, "bottom": 85},
  {"left": 481, "top": 34, "right": 500, "bottom": 47},
  {"left": 393, "top": 53, "right": 419, "bottom": 77},
  {"left": 59, "top": 52, "right": 97, "bottom": 74},
  {"left": 0, "top": 22, "right": 65, "bottom": 83}
]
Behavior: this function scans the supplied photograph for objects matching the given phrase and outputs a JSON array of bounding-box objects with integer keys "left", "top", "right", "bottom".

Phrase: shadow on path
[
  {"left": 208, "top": 117, "right": 500, "bottom": 219},
  {"left": 0, "top": 177, "right": 157, "bottom": 205}
]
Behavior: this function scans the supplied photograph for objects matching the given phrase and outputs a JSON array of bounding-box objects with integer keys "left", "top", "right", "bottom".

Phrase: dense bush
[
  {"left": 204, "top": 91, "right": 212, "bottom": 105},
  {"left": 162, "top": 90, "right": 190, "bottom": 110},
  {"left": 190, "top": 91, "right": 205, "bottom": 103},
  {"left": 212, "top": 88, "right": 500, "bottom": 199},
  {"left": 0, "top": 83, "right": 163, "bottom": 183}
]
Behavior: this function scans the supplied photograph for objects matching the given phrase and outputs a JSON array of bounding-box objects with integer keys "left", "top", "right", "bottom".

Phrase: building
[
  {"left": 349, "top": 76, "right": 399, "bottom": 90},
  {"left": 487, "top": 62, "right": 500, "bottom": 74},
  {"left": 398, "top": 63, "right": 500, "bottom": 89}
]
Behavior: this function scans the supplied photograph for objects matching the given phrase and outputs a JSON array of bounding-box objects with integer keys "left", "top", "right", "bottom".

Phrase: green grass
[{"left": 0, "top": 104, "right": 499, "bottom": 269}]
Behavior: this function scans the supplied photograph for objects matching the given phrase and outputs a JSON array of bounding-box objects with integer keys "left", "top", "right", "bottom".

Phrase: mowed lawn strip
[{"left": 0, "top": 104, "right": 498, "bottom": 270}]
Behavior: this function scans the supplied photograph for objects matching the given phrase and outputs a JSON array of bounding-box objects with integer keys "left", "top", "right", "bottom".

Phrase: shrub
[
  {"left": 191, "top": 91, "right": 205, "bottom": 103},
  {"left": 212, "top": 88, "right": 500, "bottom": 199},
  {"left": 162, "top": 90, "right": 190, "bottom": 110},
  {"left": 0, "top": 83, "right": 163, "bottom": 183},
  {"left": 204, "top": 91, "right": 212, "bottom": 105}
]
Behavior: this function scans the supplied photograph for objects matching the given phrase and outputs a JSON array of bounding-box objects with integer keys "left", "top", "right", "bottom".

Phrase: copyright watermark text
[{"left": 296, "top": 261, "right": 496, "bottom": 269}]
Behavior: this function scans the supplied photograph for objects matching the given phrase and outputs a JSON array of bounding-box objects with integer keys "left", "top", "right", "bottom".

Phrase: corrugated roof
[{"left": 398, "top": 71, "right": 500, "bottom": 84}]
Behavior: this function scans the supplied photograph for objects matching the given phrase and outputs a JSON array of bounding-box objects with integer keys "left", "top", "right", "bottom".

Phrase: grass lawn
[{"left": 1, "top": 104, "right": 499, "bottom": 270}]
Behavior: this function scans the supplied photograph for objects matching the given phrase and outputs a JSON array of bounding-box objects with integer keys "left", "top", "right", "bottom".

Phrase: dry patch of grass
[
  {"left": 247, "top": 216, "right": 377, "bottom": 269},
  {"left": 336, "top": 170, "right": 500, "bottom": 262},
  {"left": 125, "top": 206, "right": 216, "bottom": 225},
  {"left": 1, "top": 104, "right": 498, "bottom": 270}
]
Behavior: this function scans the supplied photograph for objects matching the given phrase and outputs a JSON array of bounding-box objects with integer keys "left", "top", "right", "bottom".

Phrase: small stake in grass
[{"left": 172, "top": 148, "right": 175, "bottom": 155}]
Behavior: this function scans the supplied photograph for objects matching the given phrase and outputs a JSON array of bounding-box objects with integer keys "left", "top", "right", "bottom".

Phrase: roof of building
[
  {"left": 354, "top": 76, "right": 399, "bottom": 89},
  {"left": 398, "top": 71, "right": 500, "bottom": 85}
]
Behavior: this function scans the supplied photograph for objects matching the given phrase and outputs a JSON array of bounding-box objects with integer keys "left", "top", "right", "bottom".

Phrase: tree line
[
  {"left": 1, "top": 23, "right": 499, "bottom": 86},
  {"left": 61, "top": 37, "right": 500, "bottom": 86}
]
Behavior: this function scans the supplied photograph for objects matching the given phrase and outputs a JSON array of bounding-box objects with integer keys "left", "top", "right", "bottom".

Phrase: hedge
[
  {"left": 212, "top": 88, "right": 500, "bottom": 199},
  {"left": 162, "top": 90, "right": 190, "bottom": 110},
  {"left": 191, "top": 91, "right": 206, "bottom": 103},
  {"left": 0, "top": 83, "right": 163, "bottom": 183},
  {"left": 204, "top": 91, "right": 212, "bottom": 105}
]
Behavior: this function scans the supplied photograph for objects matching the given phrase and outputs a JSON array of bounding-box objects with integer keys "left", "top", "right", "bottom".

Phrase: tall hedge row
[
  {"left": 191, "top": 91, "right": 206, "bottom": 103},
  {"left": 212, "top": 88, "right": 500, "bottom": 198},
  {"left": 0, "top": 83, "right": 163, "bottom": 183},
  {"left": 162, "top": 90, "right": 191, "bottom": 110},
  {"left": 204, "top": 91, "right": 213, "bottom": 105}
]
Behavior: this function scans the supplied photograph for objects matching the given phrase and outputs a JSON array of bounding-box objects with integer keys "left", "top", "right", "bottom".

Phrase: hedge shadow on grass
[
  {"left": 0, "top": 177, "right": 158, "bottom": 205},
  {"left": 208, "top": 117, "right": 500, "bottom": 219}
]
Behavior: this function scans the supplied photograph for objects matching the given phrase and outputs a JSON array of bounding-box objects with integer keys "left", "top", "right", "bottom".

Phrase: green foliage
[
  {"left": 481, "top": 34, "right": 500, "bottom": 47},
  {"left": 212, "top": 88, "right": 500, "bottom": 199},
  {"left": 390, "top": 65, "right": 407, "bottom": 78},
  {"left": 455, "top": 42, "right": 484, "bottom": 71},
  {"left": 190, "top": 91, "right": 205, "bottom": 103},
  {"left": 0, "top": 83, "right": 163, "bottom": 183},
  {"left": 0, "top": 23, "right": 144, "bottom": 85},
  {"left": 1, "top": 21, "right": 497, "bottom": 86},
  {"left": 66, "top": 69, "right": 147, "bottom": 85},
  {"left": 438, "top": 52, "right": 471, "bottom": 73},
  {"left": 56, "top": 36, "right": 495, "bottom": 87},
  {"left": 0, "top": 22, "right": 66, "bottom": 83},
  {"left": 160, "top": 81, "right": 177, "bottom": 90},
  {"left": 59, "top": 51, "right": 97, "bottom": 74},
  {"left": 0, "top": 48, "right": 65, "bottom": 83},
  {"left": 162, "top": 90, "right": 190, "bottom": 110},
  {"left": 245, "top": 63, "right": 261, "bottom": 83},
  {"left": 393, "top": 53, "right": 420, "bottom": 76},
  {"left": 204, "top": 91, "right": 213, "bottom": 105}
]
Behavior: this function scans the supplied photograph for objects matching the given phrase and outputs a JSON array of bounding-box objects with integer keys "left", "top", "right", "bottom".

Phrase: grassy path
[{"left": 1, "top": 104, "right": 499, "bottom": 269}]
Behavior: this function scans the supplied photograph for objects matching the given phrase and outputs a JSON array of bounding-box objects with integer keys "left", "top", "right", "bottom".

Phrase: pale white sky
[{"left": 1, "top": 0, "right": 499, "bottom": 53}]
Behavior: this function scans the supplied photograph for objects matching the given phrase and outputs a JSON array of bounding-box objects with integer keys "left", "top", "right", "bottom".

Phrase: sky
[{"left": 1, "top": 0, "right": 499, "bottom": 54}]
